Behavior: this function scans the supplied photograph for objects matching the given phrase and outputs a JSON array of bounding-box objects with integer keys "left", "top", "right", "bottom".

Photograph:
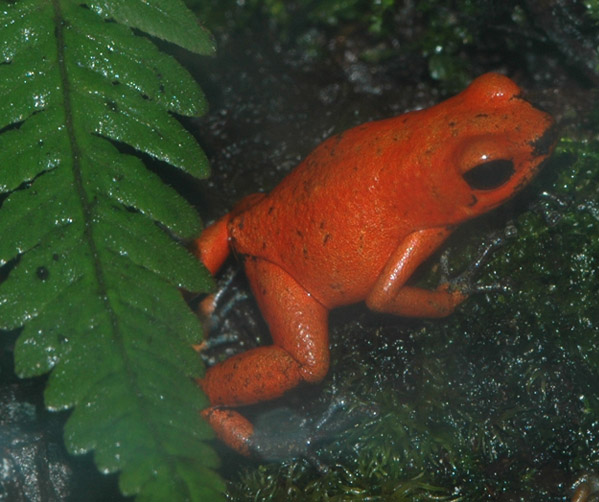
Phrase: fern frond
[{"left": 0, "top": 1, "right": 224, "bottom": 500}]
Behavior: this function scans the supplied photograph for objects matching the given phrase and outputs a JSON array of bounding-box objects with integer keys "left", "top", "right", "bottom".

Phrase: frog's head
[{"left": 425, "top": 72, "right": 558, "bottom": 222}]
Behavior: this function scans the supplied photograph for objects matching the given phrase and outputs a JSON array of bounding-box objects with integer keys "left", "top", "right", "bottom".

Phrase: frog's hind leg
[{"left": 199, "top": 258, "right": 329, "bottom": 457}]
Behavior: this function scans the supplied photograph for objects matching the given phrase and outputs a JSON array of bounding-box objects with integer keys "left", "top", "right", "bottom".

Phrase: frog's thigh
[
  {"left": 245, "top": 257, "right": 330, "bottom": 384},
  {"left": 201, "top": 258, "right": 329, "bottom": 408}
]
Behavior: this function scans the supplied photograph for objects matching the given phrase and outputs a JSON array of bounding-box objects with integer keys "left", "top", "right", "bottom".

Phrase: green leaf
[
  {"left": 86, "top": 0, "right": 216, "bottom": 56},
  {"left": 0, "top": 1, "right": 223, "bottom": 500}
]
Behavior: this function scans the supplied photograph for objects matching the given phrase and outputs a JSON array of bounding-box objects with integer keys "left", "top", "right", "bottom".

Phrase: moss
[
  {"left": 587, "top": 0, "right": 599, "bottom": 22},
  {"left": 189, "top": 0, "right": 553, "bottom": 86}
]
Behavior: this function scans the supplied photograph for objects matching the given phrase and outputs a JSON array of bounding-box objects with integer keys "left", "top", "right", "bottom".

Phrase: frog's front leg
[
  {"left": 366, "top": 226, "right": 467, "bottom": 317},
  {"left": 199, "top": 258, "right": 329, "bottom": 456}
]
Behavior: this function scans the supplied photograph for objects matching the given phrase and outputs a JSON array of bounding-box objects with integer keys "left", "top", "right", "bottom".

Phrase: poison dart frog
[{"left": 194, "top": 73, "right": 557, "bottom": 457}]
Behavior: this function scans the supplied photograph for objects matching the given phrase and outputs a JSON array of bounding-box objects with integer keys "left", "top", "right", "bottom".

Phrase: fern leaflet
[{"left": 0, "top": 0, "right": 224, "bottom": 500}]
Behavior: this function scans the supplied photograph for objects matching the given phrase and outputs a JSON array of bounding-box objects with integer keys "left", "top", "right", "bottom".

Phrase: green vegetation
[{"left": 0, "top": 1, "right": 222, "bottom": 500}]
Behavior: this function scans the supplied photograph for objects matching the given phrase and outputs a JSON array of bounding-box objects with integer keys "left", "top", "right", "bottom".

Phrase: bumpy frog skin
[{"left": 194, "top": 73, "right": 557, "bottom": 456}]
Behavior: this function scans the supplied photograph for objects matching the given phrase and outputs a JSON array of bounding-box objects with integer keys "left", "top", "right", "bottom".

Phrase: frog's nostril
[{"left": 531, "top": 123, "right": 560, "bottom": 157}]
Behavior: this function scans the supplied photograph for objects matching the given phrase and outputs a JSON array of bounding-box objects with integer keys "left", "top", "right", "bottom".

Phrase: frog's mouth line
[{"left": 530, "top": 123, "right": 560, "bottom": 157}]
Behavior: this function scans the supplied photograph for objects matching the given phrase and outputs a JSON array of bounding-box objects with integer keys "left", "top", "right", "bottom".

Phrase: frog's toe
[
  {"left": 199, "top": 267, "right": 249, "bottom": 329},
  {"left": 248, "top": 406, "right": 313, "bottom": 461},
  {"left": 249, "top": 396, "right": 378, "bottom": 468},
  {"left": 195, "top": 332, "right": 241, "bottom": 354},
  {"left": 447, "top": 270, "right": 511, "bottom": 297},
  {"left": 441, "top": 232, "right": 508, "bottom": 296}
]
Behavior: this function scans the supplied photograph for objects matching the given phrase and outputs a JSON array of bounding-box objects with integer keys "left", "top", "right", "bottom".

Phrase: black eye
[{"left": 463, "top": 159, "right": 514, "bottom": 190}]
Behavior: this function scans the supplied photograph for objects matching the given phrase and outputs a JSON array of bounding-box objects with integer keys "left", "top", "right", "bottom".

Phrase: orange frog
[{"left": 194, "top": 73, "right": 557, "bottom": 457}]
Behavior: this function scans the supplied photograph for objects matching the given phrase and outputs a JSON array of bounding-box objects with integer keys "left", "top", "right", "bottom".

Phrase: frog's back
[
  {"left": 228, "top": 117, "right": 422, "bottom": 308},
  {"left": 226, "top": 72, "right": 557, "bottom": 308}
]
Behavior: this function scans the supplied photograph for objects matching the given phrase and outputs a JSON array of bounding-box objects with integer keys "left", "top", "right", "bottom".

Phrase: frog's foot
[
  {"left": 440, "top": 232, "right": 510, "bottom": 296},
  {"left": 199, "top": 267, "right": 248, "bottom": 324},
  {"left": 312, "top": 395, "right": 379, "bottom": 434},
  {"left": 193, "top": 267, "right": 252, "bottom": 356},
  {"left": 250, "top": 407, "right": 314, "bottom": 462},
  {"left": 193, "top": 333, "right": 241, "bottom": 355},
  {"left": 203, "top": 405, "right": 321, "bottom": 466},
  {"left": 307, "top": 396, "right": 379, "bottom": 474},
  {"left": 225, "top": 396, "right": 377, "bottom": 472},
  {"left": 201, "top": 405, "right": 317, "bottom": 460}
]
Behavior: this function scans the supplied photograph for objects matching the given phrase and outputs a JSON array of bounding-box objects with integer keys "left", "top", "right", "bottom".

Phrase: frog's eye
[{"left": 462, "top": 159, "right": 514, "bottom": 190}]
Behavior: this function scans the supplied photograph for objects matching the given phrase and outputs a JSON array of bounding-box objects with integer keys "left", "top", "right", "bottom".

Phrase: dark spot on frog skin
[
  {"left": 36, "top": 266, "right": 49, "bottom": 281},
  {"left": 358, "top": 233, "right": 365, "bottom": 251},
  {"left": 531, "top": 124, "right": 560, "bottom": 157},
  {"left": 468, "top": 194, "right": 478, "bottom": 207},
  {"left": 52, "top": 253, "right": 59, "bottom": 261},
  {"left": 329, "top": 282, "right": 343, "bottom": 291},
  {"left": 323, "top": 233, "right": 331, "bottom": 245}
]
